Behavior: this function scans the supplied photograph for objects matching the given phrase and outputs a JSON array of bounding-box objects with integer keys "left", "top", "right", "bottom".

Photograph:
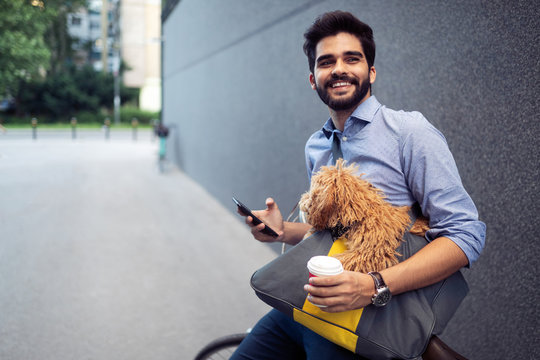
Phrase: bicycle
[{"left": 194, "top": 332, "right": 248, "bottom": 360}]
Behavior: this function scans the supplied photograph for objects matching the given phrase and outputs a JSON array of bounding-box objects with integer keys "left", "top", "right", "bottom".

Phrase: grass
[{"left": 2, "top": 122, "right": 153, "bottom": 130}]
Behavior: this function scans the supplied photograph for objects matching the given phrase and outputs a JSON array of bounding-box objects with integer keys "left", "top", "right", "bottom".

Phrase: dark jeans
[{"left": 231, "top": 309, "right": 367, "bottom": 360}]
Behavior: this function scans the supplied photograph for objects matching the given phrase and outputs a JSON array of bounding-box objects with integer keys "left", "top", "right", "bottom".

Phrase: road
[{"left": 0, "top": 130, "right": 276, "bottom": 359}]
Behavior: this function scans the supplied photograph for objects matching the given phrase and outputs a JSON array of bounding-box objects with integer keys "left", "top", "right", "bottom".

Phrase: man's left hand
[{"left": 304, "top": 271, "right": 374, "bottom": 312}]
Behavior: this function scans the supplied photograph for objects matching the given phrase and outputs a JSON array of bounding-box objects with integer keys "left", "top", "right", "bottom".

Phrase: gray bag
[{"left": 250, "top": 229, "right": 469, "bottom": 359}]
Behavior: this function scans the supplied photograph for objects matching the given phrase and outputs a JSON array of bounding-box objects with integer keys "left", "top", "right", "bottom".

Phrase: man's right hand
[{"left": 240, "top": 197, "right": 285, "bottom": 243}]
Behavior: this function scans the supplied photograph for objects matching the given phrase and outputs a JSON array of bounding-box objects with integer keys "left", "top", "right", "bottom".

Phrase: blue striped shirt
[{"left": 305, "top": 96, "right": 486, "bottom": 264}]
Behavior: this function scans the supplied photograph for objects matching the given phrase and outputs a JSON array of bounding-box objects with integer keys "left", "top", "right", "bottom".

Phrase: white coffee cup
[
  {"left": 307, "top": 255, "right": 344, "bottom": 277},
  {"left": 307, "top": 256, "right": 344, "bottom": 307}
]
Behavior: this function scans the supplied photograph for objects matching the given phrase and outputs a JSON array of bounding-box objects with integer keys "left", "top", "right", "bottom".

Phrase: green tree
[
  {"left": 0, "top": 0, "right": 86, "bottom": 96},
  {"left": 44, "top": 0, "right": 87, "bottom": 76},
  {"left": 3, "top": 0, "right": 139, "bottom": 121},
  {"left": 18, "top": 64, "right": 139, "bottom": 120},
  {"left": 0, "top": 0, "right": 53, "bottom": 96}
]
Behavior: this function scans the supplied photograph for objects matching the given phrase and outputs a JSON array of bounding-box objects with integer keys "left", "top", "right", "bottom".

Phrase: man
[{"left": 233, "top": 11, "right": 485, "bottom": 359}]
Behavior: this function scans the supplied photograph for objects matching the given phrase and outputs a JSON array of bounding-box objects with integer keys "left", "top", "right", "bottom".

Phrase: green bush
[
  {"left": 0, "top": 114, "right": 33, "bottom": 125},
  {"left": 0, "top": 106, "right": 158, "bottom": 127},
  {"left": 72, "top": 111, "right": 106, "bottom": 124},
  {"left": 15, "top": 64, "right": 140, "bottom": 119},
  {"left": 120, "top": 106, "right": 159, "bottom": 125},
  {"left": 0, "top": 110, "right": 103, "bottom": 126}
]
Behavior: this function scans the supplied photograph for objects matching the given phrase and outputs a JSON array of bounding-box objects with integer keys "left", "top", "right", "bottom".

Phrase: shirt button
[{"left": 342, "top": 136, "right": 348, "bottom": 141}]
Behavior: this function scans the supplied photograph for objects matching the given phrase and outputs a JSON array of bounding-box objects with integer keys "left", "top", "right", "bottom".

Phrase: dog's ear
[
  {"left": 305, "top": 160, "right": 358, "bottom": 229},
  {"left": 299, "top": 191, "right": 311, "bottom": 214},
  {"left": 304, "top": 176, "right": 340, "bottom": 229}
]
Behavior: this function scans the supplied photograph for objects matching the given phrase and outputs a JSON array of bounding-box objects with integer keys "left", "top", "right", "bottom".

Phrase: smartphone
[{"left": 232, "top": 197, "right": 279, "bottom": 237}]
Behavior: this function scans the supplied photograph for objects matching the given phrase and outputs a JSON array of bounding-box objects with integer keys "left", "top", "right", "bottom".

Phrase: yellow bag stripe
[
  {"left": 293, "top": 237, "right": 364, "bottom": 353},
  {"left": 327, "top": 237, "right": 348, "bottom": 256}
]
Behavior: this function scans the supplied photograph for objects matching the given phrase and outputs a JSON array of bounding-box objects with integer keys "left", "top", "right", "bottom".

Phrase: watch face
[{"left": 374, "top": 289, "right": 391, "bottom": 307}]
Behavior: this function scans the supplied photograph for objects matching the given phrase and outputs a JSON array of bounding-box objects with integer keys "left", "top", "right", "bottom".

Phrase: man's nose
[{"left": 332, "top": 59, "right": 347, "bottom": 76}]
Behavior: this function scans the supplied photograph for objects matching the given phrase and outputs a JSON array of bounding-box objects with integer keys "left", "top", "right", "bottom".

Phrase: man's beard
[{"left": 315, "top": 74, "right": 371, "bottom": 111}]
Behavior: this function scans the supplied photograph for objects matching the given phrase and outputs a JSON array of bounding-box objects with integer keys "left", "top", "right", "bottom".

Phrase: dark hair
[{"left": 303, "top": 11, "right": 376, "bottom": 74}]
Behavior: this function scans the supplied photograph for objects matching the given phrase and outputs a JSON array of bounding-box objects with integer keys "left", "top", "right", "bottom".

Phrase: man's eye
[{"left": 346, "top": 57, "right": 360, "bottom": 63}]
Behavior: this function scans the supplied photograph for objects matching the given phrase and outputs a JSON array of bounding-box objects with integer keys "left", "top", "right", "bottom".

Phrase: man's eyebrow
[
  {"left": 316, "top": 51, "right": 364, "bottom": 63},
  {"left": 344, "top": 51, "right": 364, "bottom": 57},
  {"left": 316, "top": 54, "right": 334, "bottom": 63}
]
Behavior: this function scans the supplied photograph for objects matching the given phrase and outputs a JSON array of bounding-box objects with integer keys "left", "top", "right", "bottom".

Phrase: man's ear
[
  {"left": 309, "top": 73, "right": 317, "bottom": 90},
  {"left": 369, "top": 66, "right": 376, "bottom": 85}
]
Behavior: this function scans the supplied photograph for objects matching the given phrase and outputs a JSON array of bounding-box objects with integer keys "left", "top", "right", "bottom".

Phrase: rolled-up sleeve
[{"left": 400, "top": 114, "right": 486, "bottom": 265}]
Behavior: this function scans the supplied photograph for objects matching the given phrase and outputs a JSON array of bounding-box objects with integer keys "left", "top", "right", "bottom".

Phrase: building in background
[
  {"left": 67, "top": 0, "right": 119, "bottom": 73},
  {"left": 121, "top": 0, "right": 161, "bottom": 112},
  {"left": 67, "top": 0, "right": 161, "bottom": 112}
]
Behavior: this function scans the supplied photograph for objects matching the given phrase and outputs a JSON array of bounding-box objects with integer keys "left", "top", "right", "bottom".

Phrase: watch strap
[
  {"left": 368, "top": 271, "right": 385, "bottom": 289},
  {"left": 368, "top": 271, "right": 391, "bottom": 307}
]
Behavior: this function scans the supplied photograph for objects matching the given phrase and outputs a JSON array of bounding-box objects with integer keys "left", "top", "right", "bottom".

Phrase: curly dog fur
[{"left": 299, "top": 159, "right": 429, "bottom": 273}]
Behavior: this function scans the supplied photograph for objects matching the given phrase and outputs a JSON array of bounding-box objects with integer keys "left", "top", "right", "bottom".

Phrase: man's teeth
[{"left": 332, "top": 82, "right": 351, "bottom": 87}]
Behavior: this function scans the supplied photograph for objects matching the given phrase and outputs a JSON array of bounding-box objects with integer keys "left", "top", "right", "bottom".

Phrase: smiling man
[
  {"left": 233, "top": 11, "right": 485, "bottom": 359},
  {"left": 309, "top": 32, "right": 375, "bottom": 125}
]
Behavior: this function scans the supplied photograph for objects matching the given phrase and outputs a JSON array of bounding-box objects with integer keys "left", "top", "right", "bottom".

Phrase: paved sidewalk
[{"left": 0, "top": 132, "right": 276, "bottom": 360}]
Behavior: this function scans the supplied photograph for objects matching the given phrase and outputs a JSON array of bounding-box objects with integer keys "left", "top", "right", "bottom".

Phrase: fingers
[
  {"left": 265, "top": 197, "right": 279, "bottom": 211},
  {"left": 237, "top": 208, "right": 247, "bottom": 216},
  {"left": 245, "top": 216, "right": 264, "bottom": 232},
  {"left": 265, "top": 197, "right": 275, "bottom": 207},
  {"left": 308, "top": 274, "right": 342, "bottom": 287},
  {"left": 244, "top": 216, "right": 264, "bottom": 232},
  {"left": 304, "top": 277, "right": 345, "bottom": 310},
  {"left": 237, "top": 197, "right": 284, "bottom": 242},
  {"left": 305, "top": 288, "right": 351, "bottom": 312},
  {"left": 245, "top": 216, "right": 280, "bottom": 242},
  {"left": 303, "top": 272, "right": 371, "bottom": 312},
  {"left": 244, "top": 215, "right": 265, "bottom": 231},
  {"left": 304, "top": 281, "right": 343, "bottom": 299}
]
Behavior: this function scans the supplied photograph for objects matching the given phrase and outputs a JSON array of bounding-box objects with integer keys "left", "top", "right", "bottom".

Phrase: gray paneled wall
[{"left": 162, "top": 1, "right": 539, "bottom": 359}]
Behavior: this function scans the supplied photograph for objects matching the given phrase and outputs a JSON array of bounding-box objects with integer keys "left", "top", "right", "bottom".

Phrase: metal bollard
[
  {"left": 104, "top": 118, "right": 111, "bottom": 140},
  {"left": 31, "top": 118, "right": 38, "bottom": 140},
  {"left": 70, "top": 117, "right": 77, "bottom": 139},
  {"left": 131, "top": 117, "right": 138, "bottom": 141}
]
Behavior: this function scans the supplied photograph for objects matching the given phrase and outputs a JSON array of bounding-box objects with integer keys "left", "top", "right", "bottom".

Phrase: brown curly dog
[{"left": 299, "top": 159, "right": 429, "bottom": 273}]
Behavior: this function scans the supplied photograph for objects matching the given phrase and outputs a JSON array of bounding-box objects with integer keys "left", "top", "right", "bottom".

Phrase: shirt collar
[{"left": 322, "top": 96, "right": 381, "bottom": 139}]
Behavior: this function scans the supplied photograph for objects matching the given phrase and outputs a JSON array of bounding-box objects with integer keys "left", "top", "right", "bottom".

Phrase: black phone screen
[{"left": 232, "top": 197, "right": 278, "bottom": 237}]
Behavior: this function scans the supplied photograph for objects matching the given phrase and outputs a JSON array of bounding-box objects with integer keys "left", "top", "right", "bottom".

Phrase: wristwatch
[{"left": 368, "top": 272, "right": 392, "bottom": 307}]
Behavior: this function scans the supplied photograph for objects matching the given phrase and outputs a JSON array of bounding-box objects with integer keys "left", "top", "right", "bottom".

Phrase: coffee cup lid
[{"left": 307, "top": 256, "right": 343, "bottom": 276}]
